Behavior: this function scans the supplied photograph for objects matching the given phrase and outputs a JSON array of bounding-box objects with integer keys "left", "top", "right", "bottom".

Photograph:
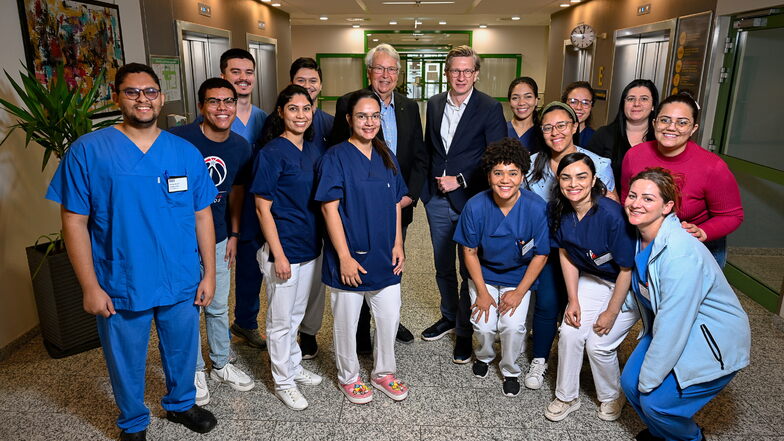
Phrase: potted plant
[{"left": 0, "top": 64, "right": 118, "bottom": 358}]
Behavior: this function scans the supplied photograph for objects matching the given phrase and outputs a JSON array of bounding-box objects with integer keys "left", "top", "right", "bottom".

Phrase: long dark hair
[
  {"left": 655, "top": 91, "right": 700, "bottom": 121},
  {"left": 612, "top": 79, "right": 658, "bottom": 158},
  {"left": 345, "top": 89, "right": 397, "bottom": 174},
  {"left": 260, "top": 84, "right": 314, "bottom": 147},
  {"left": 562, "top": 81, "right": 594, "bottom": 145},
  {"left": 529, "top": 102, "right": 578, "bottom": 184},
  {"left": 507, "top": 76, "right": 544, "bottom": 153},
  {"left": 549, "top": 152, "right": 607, "bottom": 233}
]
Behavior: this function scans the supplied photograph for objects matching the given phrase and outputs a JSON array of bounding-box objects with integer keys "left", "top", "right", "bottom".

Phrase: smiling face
[
  {"left": 623, "top": 86, "right": 654, "bottom": 124},
  {"left": 488, "top": 162, "right": 522, "bottom": 203},
  {"left": 624, "top": 178, "right": 675, "bottom": 230},
  {"left": 221, "top": 57, "right": 255, "bottom": 97},
  {"left": 348, "top": 97, "right": 381, "bottom": 144},
  {"left": 654, "top": 102, "right": 698, "bottom": 155},
  {"left": 558, "top": 160, "right": 595, "bottom": 207},
  {"left": 542, "top": 108, "right": 577, "bottom": 155},
  {"left": 566, "top": 87, "right": 593, "bottom": 125},
  {"left": 368, "top": 52, "right": 399, "bottom": 99},
  {"left": 279, "top": 93, "right": 313, "bottom": 137},
  {"left": 509, "top": 82, "right": 537, "bottom": 122},
  {"left": 446, "top": 56, "right": 478, "bottom": 98},
  {"left": 292, "top": 67, "right": 322, "bottom": 101},
  {"left": 200, "top": 87, "right": 236, "bottom": 133},
  {"left": 115, "top": 72, "right": 164, "bottom": 128}
]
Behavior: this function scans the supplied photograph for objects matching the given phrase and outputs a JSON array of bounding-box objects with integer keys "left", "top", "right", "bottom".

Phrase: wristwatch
[{"left": 456, "top": 173, "right": 467, "bottom": 189}]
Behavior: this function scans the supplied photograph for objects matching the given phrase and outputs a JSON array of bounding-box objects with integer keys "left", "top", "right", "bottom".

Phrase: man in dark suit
[
  {"left": 419, "top": 45, "right": 507, "bottom": 363},
  {"left": 329, "top": 43, "right": 428, "bottom": 348}
]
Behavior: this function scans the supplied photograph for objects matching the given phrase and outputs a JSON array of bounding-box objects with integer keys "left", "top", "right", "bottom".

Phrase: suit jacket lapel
[
  {"left": 393, "top": 92, "right": 407, "bottom": 145},
  {"left": 433, "top": 93, "right": 447, "bottom": 155}
]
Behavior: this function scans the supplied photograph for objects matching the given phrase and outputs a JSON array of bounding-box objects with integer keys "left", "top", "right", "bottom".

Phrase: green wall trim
[
  {"left": 724, "top": 263, "right": 780, "bottom": 313},
  {"left": 720, "top": 154, "right": 784, "bottom": 186}
]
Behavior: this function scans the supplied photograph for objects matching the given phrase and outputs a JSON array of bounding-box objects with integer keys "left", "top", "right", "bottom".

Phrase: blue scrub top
[
  {"left": 232, "top": 105, "right": 268, "bottom": 145},
  {"left": 526, "top": 146, "right": 615, "bottom": 203},
  {"left": 312, "top": 108, "right": 335, "bottom": 153},
  {"left": 453, "top": 189, "right": 550, "bottom": 288},
  {"left": 46, "top": 127, "right": 217, "bottom": 311},
  {"left": 554, "top": 197, "right": 636, "bottom": 282},
  {"left": 506, "top": 121, "right": 540, "bottom": 154},
  {"left": 314, "top": 141, "right": 408, "bottom": 291},
  {"left": 577, "top": 126, "right": 595, "bottom": 147},
  {"left": 633, "top": 239, "right": 655, "bottom": 313},
  {"left": 251, "top": 137, "right": 323, "bottom": 264}
]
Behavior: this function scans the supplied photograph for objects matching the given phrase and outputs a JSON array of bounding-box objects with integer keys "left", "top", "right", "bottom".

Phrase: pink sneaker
[
  {"left": 371, "top": 374, "right": 409, "bottom": 401},
  {"left": 340, "top": 378, "right": 373, "bottom": 404}
]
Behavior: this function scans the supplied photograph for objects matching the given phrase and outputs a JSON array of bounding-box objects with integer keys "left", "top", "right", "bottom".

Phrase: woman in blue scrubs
[
  {"left": 251, "top": 85, "right": 324, "bottom": 411},
  {"left": 543, "top": 152, "right": 639, "bottom": 422},
  {"left": 315, "top": 89, "right": 409, "bottom": 404},
  {"left": 506, "top": 77, "right": 544, "bottom": 154},
  {"left": 524, "top": 102, "right": 617, "bottom": 391},
  {"left": 562, "top": 81, "right": 596, "bottom": 147},
  {"left": 621, "top": 168, "right": 750, "bottom": 441},
  {"left": 453, "top": 138, "right": 549, "bottom": 397}
]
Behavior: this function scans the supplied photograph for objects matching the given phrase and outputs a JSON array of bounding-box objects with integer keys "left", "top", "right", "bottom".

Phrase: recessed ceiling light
[
  {"left": 479, "top": 24, "right": 487, "bottom": 28},
  {"left": 389, "top": 20, "right": 398, "bottom": 25},
  {"left": 352, "top": 24, "right": 360, "bottom": 28},
  {"left": 373, "top": 38, "right": 379, "bottom": 42},
  {"left": 571, "top": 0, "right": 580, "bottom": 2},
  {"left": 271, "top": 2, "right": 281, "bottom": 6},
  {"left": 511, "top": 16, "right": 521, "bottom": 20},
  {"left": 261, "top": 0, "right": 271, "bottom": 2},
  {"left": 559, "top": 3, "right": 569, "bottom": 7},
  {"left": 382, "top": 1, "right": 454, "bottom": 4},
  {"left": 319, "top": 16, "right": 328, "bottom": 20},
  {"left": 439, "top": 20, "right": 447, "bottom": 25}
]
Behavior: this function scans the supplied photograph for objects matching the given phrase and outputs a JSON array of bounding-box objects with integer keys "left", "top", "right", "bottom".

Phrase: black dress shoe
[
  {"left": 120, "top": 429, "right": 146, "bottom": 441},
  {"left": 421, "top": 317, "right": 456, "bottom": 341},
  {"left": 396, "top": 324, "right": 415, "bottom": 343},
  {"left": 635, "top": 429, "right": 665, "bottom": 441},
  {"left": 452, "top": 335, "right": 473, "bottom": 364},
  {"left": 166, "top": 405, "right": 217, "bottom": 434},
  {"left": 299, "top": 332, "right": 319, "bottom": 360}
]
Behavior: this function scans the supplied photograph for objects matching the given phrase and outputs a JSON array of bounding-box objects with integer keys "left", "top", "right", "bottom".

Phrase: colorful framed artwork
[{"left": 16, "top": 0, "right": 125, "bottom": 116}]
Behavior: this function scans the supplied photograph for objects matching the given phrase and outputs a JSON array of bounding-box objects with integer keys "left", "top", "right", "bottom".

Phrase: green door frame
[{"left": 314, "top": 53, "right": 367, "bottom": 109}]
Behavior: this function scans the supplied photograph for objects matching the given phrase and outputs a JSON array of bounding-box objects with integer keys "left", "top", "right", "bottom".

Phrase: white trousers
[
  {"left": 468, "top": 280, "right": 532, "bottom": 377},
  {"left": 299, "top": 254, "right": 326, "bottom": 336},
  {"left": 258, "top": 244, "right": 320, "bottom": 390},
  {"left": 331, "top": 284, "right": 401, "bottom": 385},
  {"left": 556, "top": 274, "right": 639, "bottom": 402}
]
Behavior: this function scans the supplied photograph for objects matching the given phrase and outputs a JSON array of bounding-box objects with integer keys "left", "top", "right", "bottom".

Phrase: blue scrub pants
[
  {"left": 425, "top": 194, "right": 472, "bottom": 337},
  {"left": 234, "top": 238, "right": 264, "bottom": 330},
  {"left": 621, "top": 334, "right": 735, "bottom": 441},
  {"left": 531, "top": 250, "right": 567, "bottom": 360},
  {"left": 96, "top": 298, "right": 199, "bottom": 433}
]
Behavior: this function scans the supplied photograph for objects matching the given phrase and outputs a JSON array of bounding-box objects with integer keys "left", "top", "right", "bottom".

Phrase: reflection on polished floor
[
  {"left": 729, "top": 247, "right": 784, "bottom": 295},
  {"left": 2, "top": 205, "right": 784, "bottom": 441}
]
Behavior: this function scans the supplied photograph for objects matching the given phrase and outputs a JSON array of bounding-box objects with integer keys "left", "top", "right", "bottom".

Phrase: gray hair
[
  {"left": 446, "top": 45, "right": 481, "bottom": 71},
  {"left": 365, "top": 43, "right": 401, "bottom": 70}
]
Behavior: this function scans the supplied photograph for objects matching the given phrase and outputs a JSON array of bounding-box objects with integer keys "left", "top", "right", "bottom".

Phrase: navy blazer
[
  {"left": 421, "top": 88, "right": 507, "bottom": 212},
  {"left": 329, "top": 88, "right": 427, "bottom": 226}
]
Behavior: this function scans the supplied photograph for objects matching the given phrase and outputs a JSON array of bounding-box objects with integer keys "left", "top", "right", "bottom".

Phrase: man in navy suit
[
  {"left": 419, "top": 45, "right": 507, "bottom": 363},
  {"left": 329, "top": 43, "right": 428, "bottom": 349}
]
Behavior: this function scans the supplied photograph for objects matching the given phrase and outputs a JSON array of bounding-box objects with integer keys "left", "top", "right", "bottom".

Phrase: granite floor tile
[
  {"left": 157, "top": 417, "right": 275, "bottom": 440},
  {"left": 269, "top": 420, "right": 337, "bottom": 441},
  {"left": 333, "top": 422, "right": 420, "bottom": 441}
]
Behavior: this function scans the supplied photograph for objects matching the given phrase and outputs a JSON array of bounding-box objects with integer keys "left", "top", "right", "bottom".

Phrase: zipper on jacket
[{"left": 700, "top": 324, "right": 725, "bottom": 370}]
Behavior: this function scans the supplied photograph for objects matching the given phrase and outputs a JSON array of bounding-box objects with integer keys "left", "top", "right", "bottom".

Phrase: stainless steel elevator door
[
  {"left": 182, "top": 32, "right": 229, "bottom": 122},
  {"left": 248, "top": 41, "right": 277, "bottom": 114}
]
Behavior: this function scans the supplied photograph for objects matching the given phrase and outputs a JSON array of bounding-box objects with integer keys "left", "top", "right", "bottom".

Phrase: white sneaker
[
  {"left": 276, "top": 387, "right": 308, "bottom": 411},
  {"left": 294, "top": 367, "right": 323, "bottom": 386},
  {"left": 210, "top": 363, "right": 255, "bottom": 391},
  {"left": 524, "top": 358, "right": 548, "bottom": 390},
  {"left": 545, "top": 397, "right": 581, "bottom": 422},
  {"left": 598, "top": 395, "right": 626, "bottom": 421},
  {"left": 194, "top": 371, "right": 210, "bottom": 406}
]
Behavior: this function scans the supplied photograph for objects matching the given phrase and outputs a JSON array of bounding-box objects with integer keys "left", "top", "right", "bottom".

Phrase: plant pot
[{"left": 25, "top": 242, "right": 100, "bottom": 358}]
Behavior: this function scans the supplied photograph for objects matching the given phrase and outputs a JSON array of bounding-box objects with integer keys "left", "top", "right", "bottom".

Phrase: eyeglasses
[
  {"left": 541, "top": 121, "right": 573, "bottom": 134},
  {"left": 121, "top": 87, "right": 160, "bottom": 100},
  {"left": 354, "top": 112, "right": 381, "bottom": 122},
  {"left": 625, "top": 96, "right": 652, "bottom": 104},
  {"left": 655, "top": 116, "right": 693, "bottom": 131},
  {"left": 204, "top": 97, "right": 238, "bottom": 108},
  {"left": 446, "top": 69, "right": 476, "bottom": 78},
  {"left": 566, "top": 98, "right": 593, "bottom": 107},
  {"left": 370, "top": 66, "right": 400, "bottom": 75}
]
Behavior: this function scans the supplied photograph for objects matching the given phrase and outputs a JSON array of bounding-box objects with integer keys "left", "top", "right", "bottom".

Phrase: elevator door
[
  {"left": 181, "top": 31, "right": 229, "bottom": 122},
  {"left": 561, "top": 43, "right": 593, "bottom": 92},
  {"left": 248, "top": 41, "right": 277, "bottom": 114}
]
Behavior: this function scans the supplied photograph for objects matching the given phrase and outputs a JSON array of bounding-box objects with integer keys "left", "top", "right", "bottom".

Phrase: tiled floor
[{"left": 2, "top": 205, "right": 784, "bottom": 441}]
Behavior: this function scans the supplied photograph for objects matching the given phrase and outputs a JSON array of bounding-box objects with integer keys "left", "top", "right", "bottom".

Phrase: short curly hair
[{"left": 481, "top": 137, "right": 532, "bottom": 175}]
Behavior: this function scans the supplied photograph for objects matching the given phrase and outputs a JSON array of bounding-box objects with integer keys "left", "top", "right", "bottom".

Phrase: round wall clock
[{"left": 570, "top": 24, "right": 596, "bottom": 49}]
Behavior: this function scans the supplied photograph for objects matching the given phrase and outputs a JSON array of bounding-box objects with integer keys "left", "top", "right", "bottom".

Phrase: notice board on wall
[
  {"left": 670, "top": 11, "right": 713, "bottom": 100},
  {"left": 150, "top": 56, "right": 182, "bottom": 102}
]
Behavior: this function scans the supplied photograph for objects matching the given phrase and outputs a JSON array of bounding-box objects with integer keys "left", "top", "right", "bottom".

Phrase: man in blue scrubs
[
  {"left": 169, "top": 77, "right": 256, "bottom": 405},
  {"left": 46, "top": 63, "right": 218, "bottom": 441},
  {"left": 219, "top": 49, "right": 270, "bottom": 349}
]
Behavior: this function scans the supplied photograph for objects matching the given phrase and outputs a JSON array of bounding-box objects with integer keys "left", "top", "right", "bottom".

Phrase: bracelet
[{"left": 229, "top": 232, "right": 240, "bottom": 238}]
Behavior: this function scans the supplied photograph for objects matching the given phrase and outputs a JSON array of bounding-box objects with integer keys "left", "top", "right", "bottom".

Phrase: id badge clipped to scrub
[
  {"left": 166, "top": 171, "right": 188, "bottom": 193},
  {"left": 638, "top": 282, "right": 650, "bottom": 300},
  {"left": 589, "top": 250, "right": 613, "bottom": 266},
  {"left": 518, "top": 238, "right": 534, "bottom": 257}
]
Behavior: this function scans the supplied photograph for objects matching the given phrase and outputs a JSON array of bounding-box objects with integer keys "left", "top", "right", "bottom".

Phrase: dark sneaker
[
  {"left": 299, "top": 332, "right": 319, "bottom": 360},
  {"left": 396, "top": 324, "right": 415, "bottom": 343},
  {"left": 230, "top": 323, "right": 267, "bottom": 350},
  {"left": 421, "top": 317, "right": 456, "bottom": 341},
  {"left": 165, "top": 405, "right": 217, "bottom": 434},
  {"left": 357, "top": 331, "right": 372, "bottom": 355},
  {"left": 452, "top": 335, "right": 473, "bottom": 364},
  {"left": 502, "top": 376, "right": 520, "bottom": 397},
  {"left": 120, "top": 429, "right": 146, "bottom": 441},
  {"left": 635, "top": 429, "right": 665, "bottom": 441},
  {"left": 472, "top": 360, "right": 488, "bottom": 378}
]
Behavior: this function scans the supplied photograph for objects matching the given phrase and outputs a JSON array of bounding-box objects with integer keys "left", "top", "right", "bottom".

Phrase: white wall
[
  {"left": 0, "top": 0, "right": 147, "bottom": 349},
  {"left": 717, "top": 0, "right": 782, "bottom": 15},
  {"left": 291, "top": 25, "right": 550, "bottom": 94}
]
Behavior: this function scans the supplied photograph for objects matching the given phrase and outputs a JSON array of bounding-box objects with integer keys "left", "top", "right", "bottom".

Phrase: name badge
[
  {"left": 592, "top": 252, "right": 613, "bottom": 266},
  {"left": 638, "top": 282, "right": 650, "bottom": 300},
  {"left": 519, "top": 238, "right": 534, "bottom": 256},
  {"left": 167, "top": 176, "right": 188, "bottom": 193}
]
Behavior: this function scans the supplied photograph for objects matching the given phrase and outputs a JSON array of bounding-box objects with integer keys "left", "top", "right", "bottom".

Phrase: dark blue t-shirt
[
  {"left": 169, "top": 122, "right": 252, "bottom": 242},
  {"left": 553, "top": 196, "right": 636, "bottom": 282}
]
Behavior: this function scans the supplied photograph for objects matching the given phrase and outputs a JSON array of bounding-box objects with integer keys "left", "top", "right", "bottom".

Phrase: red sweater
[{"left": 621, "top": 140, "right": 744, "bottom": 241}]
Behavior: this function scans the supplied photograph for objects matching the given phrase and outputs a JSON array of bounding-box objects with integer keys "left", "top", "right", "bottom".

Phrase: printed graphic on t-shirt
[{"left": 204, "top": 156, "right": 227, "bottom": 186}]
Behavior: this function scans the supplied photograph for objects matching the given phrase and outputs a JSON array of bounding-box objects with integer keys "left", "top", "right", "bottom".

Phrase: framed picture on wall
[{"left": 16, "top": 0, "right": 126, "bottom": 116}]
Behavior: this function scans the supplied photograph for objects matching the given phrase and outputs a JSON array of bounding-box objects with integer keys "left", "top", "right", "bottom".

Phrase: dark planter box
[{"left": 25, "top": 242, "right": 100, "bottom": 358}]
